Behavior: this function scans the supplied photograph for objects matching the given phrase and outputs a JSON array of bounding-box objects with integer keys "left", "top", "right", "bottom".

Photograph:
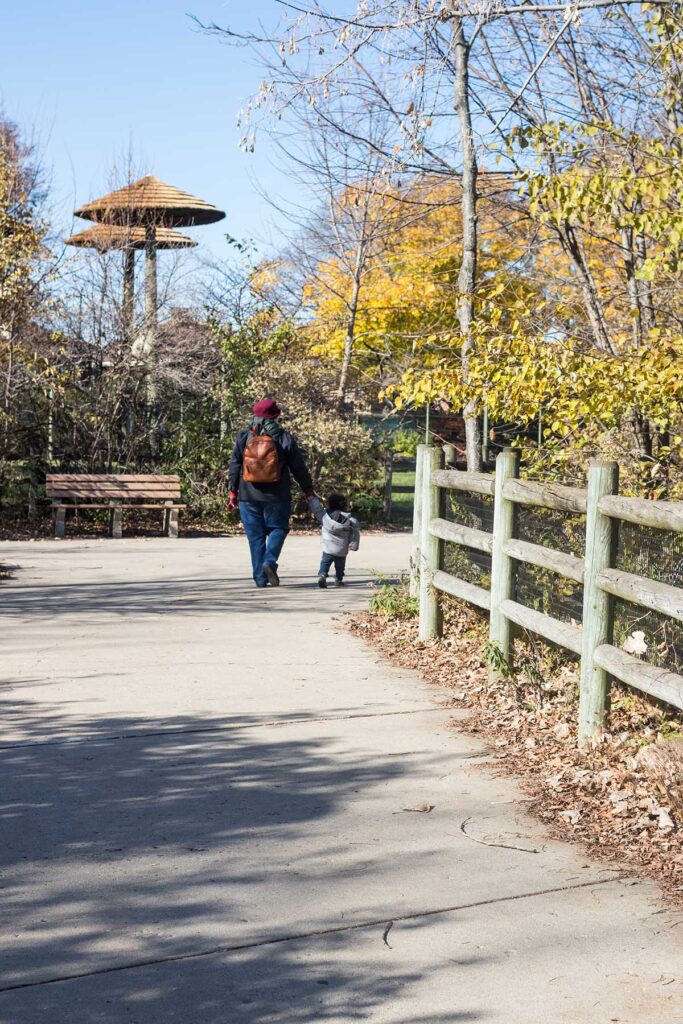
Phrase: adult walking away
[{"left": 228, "top": 398, "right": 315, "bottom": 588}]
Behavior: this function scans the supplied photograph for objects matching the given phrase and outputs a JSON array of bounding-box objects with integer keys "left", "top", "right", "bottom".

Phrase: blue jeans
[
  {"left": 240, "top": 501, "right": 291, "bottom": 586},
  {"left": 319, "top": 552, "right": 346, "bottom": 581}
]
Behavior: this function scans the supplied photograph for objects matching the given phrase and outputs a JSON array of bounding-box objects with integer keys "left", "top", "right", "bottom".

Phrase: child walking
[{"left": 308, "top": 493, "right": 360, "bottom": 588}]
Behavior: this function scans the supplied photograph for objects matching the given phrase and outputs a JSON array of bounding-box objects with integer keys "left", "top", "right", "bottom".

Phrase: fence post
[
  {"left": 488, "top": 447, "right": 520, "bottom": 675},
  {"left": 419, "top": 446, "right": 444, "bottom": 640},
  {"left": 579, "top": 460, "right": 619, "bottom": 747},
  {"left": 410, "top": 445, "right": 426, "bottom": 597}
]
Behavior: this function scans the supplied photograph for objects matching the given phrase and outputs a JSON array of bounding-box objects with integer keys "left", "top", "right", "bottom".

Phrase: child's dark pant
[{"left": 319, "top": 553, "right": 346, "bottom": 580}]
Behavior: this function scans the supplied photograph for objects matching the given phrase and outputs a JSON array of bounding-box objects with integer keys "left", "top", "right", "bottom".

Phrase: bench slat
[
  {"left": 47, "top": 486, "right": 181, "bottom": 496},
  {"left": 47, "top": 481, "right": 180, "bottom": 489},
  {"left": 47, "top": 474, "right": 180, "bottom": 483},
  {"left": 46, "top": 481, "right": 180, "bottom": 489},
  {"left": 48, "top": 491, "right": 181, "bottom": 499},
  {"left": 49, "top": 495, "right": 181, "bottom": 502},
  {"left": 51, "top": 503, "right": 186, "bottom": 509}
]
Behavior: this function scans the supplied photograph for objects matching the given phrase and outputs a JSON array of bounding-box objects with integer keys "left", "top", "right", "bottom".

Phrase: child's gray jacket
[{"left": 309, "top": 497, "right": 360, "bottom": 557}]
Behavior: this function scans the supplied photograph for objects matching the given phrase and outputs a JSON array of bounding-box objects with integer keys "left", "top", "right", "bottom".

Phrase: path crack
[
  {"left": 0, "top": 876, "right": 620, "bottom": 994},
  {"left": 0, "top": 707, "right": 444, "bottom": 752}
]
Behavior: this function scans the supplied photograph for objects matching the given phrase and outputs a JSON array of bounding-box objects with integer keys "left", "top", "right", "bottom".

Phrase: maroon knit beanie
[{"left": 252, "top": 398, "right": 281, "bottom": 418}]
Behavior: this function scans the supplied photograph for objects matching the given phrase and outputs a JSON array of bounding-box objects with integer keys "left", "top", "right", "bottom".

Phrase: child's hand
[{"left": 227, "top": 491, "right": 239, "bottom": 512}]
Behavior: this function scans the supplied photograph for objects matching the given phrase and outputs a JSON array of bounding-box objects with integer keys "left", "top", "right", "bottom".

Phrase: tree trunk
[
  {"left": 3, "top": 333, "right": 13, "bottom": 449},
  {"left": 453, "top": 15, "right": 481, "bottom": 472},
  {"left": 627, "top": 407, "right": 654, "bottom": 493},
  {"left": 620, "top": 226, "right": 642, "bottom": 348},
  {"left": 559, "top": 223, "right": 616, "bottom": 355},
  {"left": 633, "top": 226, "right": 655, "bottom": 335},
  {"left": 335, "top": 246, "right": 364, "bottom": 411}
]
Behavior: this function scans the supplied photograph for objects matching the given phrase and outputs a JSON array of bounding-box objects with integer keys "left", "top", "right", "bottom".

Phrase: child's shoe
[
  {"left": 335, "top": 579, "right": 345, "bottom": 587},
  {"left": 317, "top": 575, "right": 327, "bottom": 588}
]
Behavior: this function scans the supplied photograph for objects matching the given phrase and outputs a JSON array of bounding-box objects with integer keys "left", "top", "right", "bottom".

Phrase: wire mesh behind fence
[
  {"left": 443, "top": 492, "right": 493, "bottom": 589},
  {"left": 615, "top": 522, "right": 683, "bottom": 672},
  {"left": 516, "top": 507, "right": 585, "bottom": 629},
  {"left": 442, "top": 486, "right": 682, "bottom": 673}
]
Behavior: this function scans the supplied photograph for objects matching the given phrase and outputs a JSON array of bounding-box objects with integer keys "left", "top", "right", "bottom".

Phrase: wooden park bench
[{"left": 46, "top": 474, "right": 185, "bottom": 539}]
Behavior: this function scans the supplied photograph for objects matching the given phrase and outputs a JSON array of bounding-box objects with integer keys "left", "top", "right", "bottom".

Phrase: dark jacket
[{"left": 228, "top": 422, "right": 313, "bottom": 504}]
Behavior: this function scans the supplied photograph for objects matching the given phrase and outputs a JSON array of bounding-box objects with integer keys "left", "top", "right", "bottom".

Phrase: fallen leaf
[
  {"left": 658, "top": 808, "right": 675, "bottom": 830},
  {"left": 622, "top": 630, "right": 647, "bottom": 656}
]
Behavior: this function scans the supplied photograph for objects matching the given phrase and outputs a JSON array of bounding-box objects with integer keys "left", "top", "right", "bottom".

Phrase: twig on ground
[{"left": 455, "top": 817, "right": 541, "bottom": 854}]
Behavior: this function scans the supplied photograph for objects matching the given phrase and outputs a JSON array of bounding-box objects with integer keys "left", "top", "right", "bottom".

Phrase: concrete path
[{"left": 0, "top": 534, "right": 680, "bottom": 1023}]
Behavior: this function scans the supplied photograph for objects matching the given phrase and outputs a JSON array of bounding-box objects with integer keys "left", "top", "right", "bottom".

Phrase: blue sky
[{"left": 0, "top": 0, "right": 294, "bottom": 262}]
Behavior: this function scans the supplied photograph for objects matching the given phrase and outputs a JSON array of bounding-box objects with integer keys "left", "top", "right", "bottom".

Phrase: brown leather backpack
[{"left": 242, "top": 431, "right": 281, "bottom": 483}]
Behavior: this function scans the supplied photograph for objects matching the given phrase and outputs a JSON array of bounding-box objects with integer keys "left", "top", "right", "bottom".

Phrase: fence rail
[{"left": 411, "top": 445, "right": 683, "bottom": 746}]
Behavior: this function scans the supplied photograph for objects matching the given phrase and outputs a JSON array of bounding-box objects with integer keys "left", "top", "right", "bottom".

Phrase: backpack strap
[{"left": 247, "top": 419, "right": 281, "bottom": 441}]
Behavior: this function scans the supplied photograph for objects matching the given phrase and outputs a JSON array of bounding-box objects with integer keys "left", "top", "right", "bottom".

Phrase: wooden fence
[{"left": 411, "top": 445, "right": 683, "bottom": 746}]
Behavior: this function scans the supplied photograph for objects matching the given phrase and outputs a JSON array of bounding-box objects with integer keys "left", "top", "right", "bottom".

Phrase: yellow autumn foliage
[{"left": 303, "top": 175, "right": 573, "bottom": 388}]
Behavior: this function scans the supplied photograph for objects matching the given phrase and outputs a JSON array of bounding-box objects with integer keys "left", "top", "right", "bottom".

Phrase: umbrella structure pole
[
  {"left": 145, "top": 224, "right": 158, "bottom": 338},
  {"left": 123, "top": 246, "right": 135, "bottom": 338},
  {"left": 144, "top": 224, "right": 158, "bottom": 456}
]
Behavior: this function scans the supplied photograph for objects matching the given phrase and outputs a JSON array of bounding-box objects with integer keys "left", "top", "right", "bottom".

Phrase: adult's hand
[{"left": 227, "top": 491, "right": 239, "bottom": 512}]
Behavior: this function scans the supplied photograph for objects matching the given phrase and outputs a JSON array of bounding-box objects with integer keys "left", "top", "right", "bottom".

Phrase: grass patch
[{"left": 369, "top": 576, "right": 418, "bottom": 619}]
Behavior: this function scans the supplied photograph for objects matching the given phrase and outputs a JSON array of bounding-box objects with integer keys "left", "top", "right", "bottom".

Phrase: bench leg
[
  {"left": 163, "top": 507, "right": 179, "bottom": 538},
  {"left": 54, "top": 507, "right": 66, "bottom": 539},
  {"left": 109, "top": 507, "right": 123, "bottom": 539}
]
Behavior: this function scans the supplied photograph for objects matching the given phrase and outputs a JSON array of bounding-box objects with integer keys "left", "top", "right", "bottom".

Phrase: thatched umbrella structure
[
  {"left": 65, "top": 224, "right": 197, "bottom": 332},
  {"left": 74, "top": 175, "right": 225, "bottom": 334}
]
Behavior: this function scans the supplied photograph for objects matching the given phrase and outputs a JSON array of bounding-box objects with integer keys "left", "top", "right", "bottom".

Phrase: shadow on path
[
  {"left": 1, "top": 573, "right": 382, "bottom": 621},
  {"left": 0, "top": 705, "right": 491, "bottom": 1022}
]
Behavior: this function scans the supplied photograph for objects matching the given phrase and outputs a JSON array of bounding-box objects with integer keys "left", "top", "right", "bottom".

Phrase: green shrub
[
  {"left": 392, "top": 428, "right": 421, "bottom": 459},
  {"left": 352, "top": 491, "right": 384, "bottom": 520},
  {"left": 370, "top": 577, "right": 418, "bottom": 619}
]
